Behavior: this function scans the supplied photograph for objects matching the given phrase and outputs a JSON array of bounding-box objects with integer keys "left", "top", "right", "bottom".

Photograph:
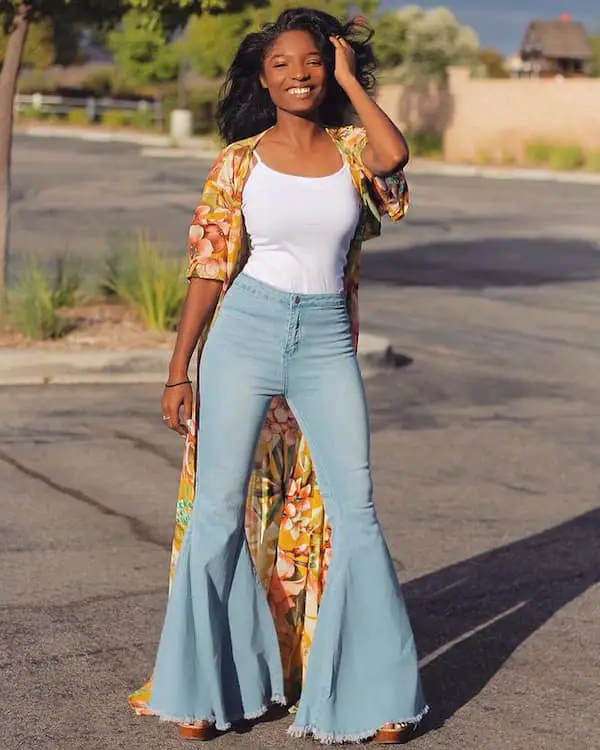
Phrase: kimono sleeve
[
  {"left": 186, "top": 152, "right": 233, "bottom": 282},
  {"left": 346, "top": 126, "right": 409, "bottom": 223}
]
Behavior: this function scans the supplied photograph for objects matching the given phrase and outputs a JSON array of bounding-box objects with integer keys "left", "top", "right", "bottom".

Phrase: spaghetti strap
[{"left": 252, "top": 149, "right": 263, "bottom": 165}]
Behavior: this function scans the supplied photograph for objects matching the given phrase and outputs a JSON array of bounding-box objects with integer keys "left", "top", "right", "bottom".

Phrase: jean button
[{"left": 294, "top": 295, "right": 301, "bottom": 304}]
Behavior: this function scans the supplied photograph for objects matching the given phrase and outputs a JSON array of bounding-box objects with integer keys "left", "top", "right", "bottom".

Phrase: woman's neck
[{"left": 270, "top": 112, "right": 325, "bottom": 150}]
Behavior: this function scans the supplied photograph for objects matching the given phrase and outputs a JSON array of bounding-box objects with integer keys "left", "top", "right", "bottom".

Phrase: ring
[{"left": 162, "top": 415, "right": 170, "bottom": 421}]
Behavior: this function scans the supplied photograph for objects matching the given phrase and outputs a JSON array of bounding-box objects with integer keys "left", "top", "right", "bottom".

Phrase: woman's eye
[
  {"left": 308, "top": 59, "right": 322, "bottom": 66},
  {"left": 274, "top": 62, "right": 287, "bottom": 68}
]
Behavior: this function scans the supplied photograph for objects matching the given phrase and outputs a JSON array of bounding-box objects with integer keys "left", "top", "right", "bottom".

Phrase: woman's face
[{"left": 260, "top": 30, "right": 328, "bottom": 117}]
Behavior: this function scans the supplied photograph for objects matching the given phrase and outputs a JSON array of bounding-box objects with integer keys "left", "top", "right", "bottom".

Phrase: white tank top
[{"left": 241, "top": 152, "right": 361, "bottom": 294}]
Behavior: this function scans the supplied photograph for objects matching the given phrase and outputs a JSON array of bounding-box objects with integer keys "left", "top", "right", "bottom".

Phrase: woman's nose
[{"left": 291, "top": 68, "right": 310, "bottom": 81}]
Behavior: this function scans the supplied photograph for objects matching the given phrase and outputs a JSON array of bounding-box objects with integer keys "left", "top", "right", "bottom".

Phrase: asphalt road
[{"left": 1, "top": 136, "right": 600, "bottom": 750}]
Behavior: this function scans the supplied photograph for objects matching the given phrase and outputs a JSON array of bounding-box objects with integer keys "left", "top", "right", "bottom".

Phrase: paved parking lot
[{"left": 2, "top": 136, "right": 600, "bottom": 750}]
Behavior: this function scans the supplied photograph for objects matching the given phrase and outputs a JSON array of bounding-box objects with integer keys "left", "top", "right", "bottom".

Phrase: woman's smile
[{"left": 287, "top": 85, "right": 314, "bottom": 98}]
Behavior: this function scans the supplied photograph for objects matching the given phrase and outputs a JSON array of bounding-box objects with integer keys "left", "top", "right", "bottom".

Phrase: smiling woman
[
  {"left": 128, "top": 7, "right": 426, "bottom": 746},
  {"left": 217, "top": 10, "right": 378, "bottom": 144}
]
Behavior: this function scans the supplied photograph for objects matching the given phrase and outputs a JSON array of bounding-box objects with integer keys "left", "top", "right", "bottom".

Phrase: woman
[{"left": 130, "top": 7, "right": 428, "bottom": 744}]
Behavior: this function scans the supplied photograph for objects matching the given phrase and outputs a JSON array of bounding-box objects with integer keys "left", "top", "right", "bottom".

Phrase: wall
[
  {"left": 376, "top": 81, "right": 451, "bottom": 136},
  {"left": 377, "top": 68, "right": 600, "bottom": 163}
]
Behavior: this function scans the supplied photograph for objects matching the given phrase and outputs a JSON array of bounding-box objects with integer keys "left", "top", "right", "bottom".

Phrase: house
[{"left": 519, "top": 13, "right": 593, "bottom": 77}]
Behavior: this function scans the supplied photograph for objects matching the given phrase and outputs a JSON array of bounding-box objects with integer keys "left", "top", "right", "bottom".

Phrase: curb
[
  {"left": 16, "top": 125, "right": 173, "bottom": 148},
  {"left": 0, "top": 332, "right": 396, "bottom": 386},
  {"left": 140, "top": 145, "right": 218, "bottom": 160},
  {"left": 408, "top": 160, "right": 600, "bottom": 185}
]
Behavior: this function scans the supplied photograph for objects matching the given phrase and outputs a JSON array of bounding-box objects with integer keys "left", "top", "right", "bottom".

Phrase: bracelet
[{"left": 164, "top": 379, "right": 192, "bottom": 388}]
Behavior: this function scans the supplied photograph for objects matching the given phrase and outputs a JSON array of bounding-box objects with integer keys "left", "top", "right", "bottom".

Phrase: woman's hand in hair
[{"left": 330, "top": 35, "right": 357, "bottom": 89}]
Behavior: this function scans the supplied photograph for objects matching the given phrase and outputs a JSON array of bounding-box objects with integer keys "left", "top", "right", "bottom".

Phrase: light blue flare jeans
[{"left": 148, "top": 273, "right": 428, "bottom": 743}]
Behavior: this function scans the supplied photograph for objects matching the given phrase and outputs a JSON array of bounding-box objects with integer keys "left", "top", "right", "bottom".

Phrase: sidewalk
[
  {"left": 18, "top": 124, "right": 600, "bottom": 186},
  {"left": 0, "top": 332, "right": 393, "bottom": 386},
  {"left": 142, "top": 145, "right": 600, "bottom": 186}
]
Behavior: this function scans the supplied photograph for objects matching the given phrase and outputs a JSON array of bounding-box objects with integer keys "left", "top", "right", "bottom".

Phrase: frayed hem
[
  {"left": 148, "top": 694, "right": 287, "bottom": 732},
  {"left": 287, "top": 704, "right": 430, "bottom": 744}
]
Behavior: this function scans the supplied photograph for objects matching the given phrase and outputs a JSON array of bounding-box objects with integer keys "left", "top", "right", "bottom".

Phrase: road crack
[
  {"left": 0, "top": 449, "right": 170, "bottom": 550},
  {"left": 111, "top": 430, "right": 181, "bottom": 469}
]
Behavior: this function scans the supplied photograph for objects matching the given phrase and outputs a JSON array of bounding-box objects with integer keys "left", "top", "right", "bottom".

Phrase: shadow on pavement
[
  {"left": 404, "top": 508, "right": 600, "bottom": 731},
  {"left": 362, "top": 237, "right": 600, "bottom": 289}
]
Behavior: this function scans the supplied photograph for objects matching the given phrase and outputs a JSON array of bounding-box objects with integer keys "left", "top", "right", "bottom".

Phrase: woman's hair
[{"left": 216, "top": 7, "right": 376, "bottom": 144}]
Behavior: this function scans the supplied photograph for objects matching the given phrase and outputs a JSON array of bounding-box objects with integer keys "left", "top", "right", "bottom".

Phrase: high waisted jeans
[{"left": 148, "top": 273, "right": 428, "bottom": 742}]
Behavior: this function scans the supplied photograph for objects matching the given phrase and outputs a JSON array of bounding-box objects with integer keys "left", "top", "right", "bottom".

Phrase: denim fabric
[{"left": 148, "top": 273, "right": 427, "bottom": 740}]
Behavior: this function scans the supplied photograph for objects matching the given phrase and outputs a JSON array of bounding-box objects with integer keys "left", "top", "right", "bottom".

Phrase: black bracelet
[{"left": 164, "top": 380, "right": 192, "bottom": 388}]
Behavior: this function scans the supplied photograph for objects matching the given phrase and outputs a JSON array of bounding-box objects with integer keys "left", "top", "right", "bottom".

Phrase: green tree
[
  {"left": 373, "top": 4, "right": 478, "bottom": 80},
  {"left": 182, "top": 0, "right": 380, "bottom": 80},
  {"left": 108, "top": 10, "right": 180, "bottom": 83},
  {"left": 0, "top": 17, "right": 55, "bottom": 68},
  {"left": 182, "top": 11, "right": 249, "bottom": 78},
  {"left": 372, "top": 10, "right": 409, "bottom": 69},
  {"left": 477, "top": 47, "right": 508, "bottom": 78}
]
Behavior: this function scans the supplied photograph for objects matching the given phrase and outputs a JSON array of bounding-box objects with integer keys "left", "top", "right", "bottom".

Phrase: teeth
[{"left": 289, "top": 87, "right": 311, "bottom": 95}]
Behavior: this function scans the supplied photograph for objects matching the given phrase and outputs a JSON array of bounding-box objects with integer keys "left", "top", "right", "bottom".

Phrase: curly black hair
[{"left": 216, "top": 8, "right": 376, "bottom": 145}]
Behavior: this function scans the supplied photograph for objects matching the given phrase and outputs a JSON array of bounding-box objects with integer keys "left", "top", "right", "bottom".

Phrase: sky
[{"left": 381, "top": 2, "right": 598, "bottom": 53}]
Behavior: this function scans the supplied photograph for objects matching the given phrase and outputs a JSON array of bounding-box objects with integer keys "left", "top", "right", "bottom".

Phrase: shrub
[
  {"left": 547, "top": 144, "right": 585, "bottom": 171},
  {"left": 407, "top": 131, "right": 443, "bottom": 158},
  {"left": 524, "top": 141, "right": 589, "bottom": 170},
  {"left": 79, "top": 67, "right": 115, "bottom": 97},
  {"left": 524, "top": 141, "right": 553, "bottom": 166},
  {"left": 8, "top": 258, "right": 80, "bottom": 340},
  {"left": 80, "top": 67, "right": 152, "bottom": 99},
  {"left": 52, "top": 255, "right": 81, "bottom": 308},
  {"left": 101, "top": 109, "right": 132, "bottom": 128},
  {"left": 66, "top": 109, "right": 90, "bottom": 126},
  {"left": 524, "top": 141, "right": 587, "bottom": 170},
  {"left": 102, "top": 233, "right": 186, "bottom": 331},
  {"left": 18, "top": 104, "right": 51, "bottom": 121},
  {"left": 18, "top": 70, "right": 61, "bottom": 95},
  {"left": 475, "top": 148, "right": 491, "bottom": 165},
  {"left": 584, "top": 151, "right": 600, "bottom": 172},
  {"left": 130, "top": 107, "right": 156, "bottom": 130}
]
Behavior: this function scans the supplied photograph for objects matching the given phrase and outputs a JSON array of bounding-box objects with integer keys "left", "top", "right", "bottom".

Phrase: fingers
[
  {"left": 162, "top": 384, "right": 193, "bottom": 437},
  {"left": 330, "top": 34, "right": 351, "bottom": 49},
  {"left": 171, "top": 420, "right": 188, "bottom": 437},
  {"left": 165, "top": 405, "right": 186, "bottom": 436}
]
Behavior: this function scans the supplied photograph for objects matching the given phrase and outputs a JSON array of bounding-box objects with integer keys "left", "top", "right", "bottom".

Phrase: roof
[{"left": 521, "top": 19, "right": 593, "bottom": 61}]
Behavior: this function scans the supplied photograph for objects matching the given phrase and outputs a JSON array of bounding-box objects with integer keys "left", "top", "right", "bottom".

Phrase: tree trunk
[{"left": 0, "top": 3, "right": 30, "bottom": 297}]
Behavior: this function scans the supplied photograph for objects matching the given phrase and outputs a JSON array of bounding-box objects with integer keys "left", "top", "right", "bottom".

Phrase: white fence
[{"left": 14, "top": 93, "right": 164, "bottom": 128}]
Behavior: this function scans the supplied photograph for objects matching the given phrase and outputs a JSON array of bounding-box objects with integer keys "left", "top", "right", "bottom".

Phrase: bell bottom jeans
[{"left": 148, "top": 273, "right": 428, "bottom": 742}]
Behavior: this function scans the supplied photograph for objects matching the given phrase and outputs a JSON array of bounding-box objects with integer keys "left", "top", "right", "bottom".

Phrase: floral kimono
[{"left": 130, "top": 125, "right": 408, "bottom": 712}]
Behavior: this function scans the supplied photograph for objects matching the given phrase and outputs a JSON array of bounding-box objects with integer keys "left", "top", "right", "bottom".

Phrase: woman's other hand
[{"left": 161, "top": 382, "right": 193, "bottom": 437}]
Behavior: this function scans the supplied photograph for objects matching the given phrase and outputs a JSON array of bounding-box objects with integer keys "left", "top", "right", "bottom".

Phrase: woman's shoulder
[
  {"left": 208, "top": 132, "right": 266, "bottom": 187},
  {"left": 216, "top": 132, "right": 266, "bottom": 162},
  {"left": 205, "top": 132, "right": 265, "bottom": 199}
]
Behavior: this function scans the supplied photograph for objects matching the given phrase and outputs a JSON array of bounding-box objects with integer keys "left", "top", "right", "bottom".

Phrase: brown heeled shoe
[
  {"left": 372, "top": 722, "right": 413, "bottom": 744},
  {"left": 178, "top": 721, "right": 215, "bottom": 741}
]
